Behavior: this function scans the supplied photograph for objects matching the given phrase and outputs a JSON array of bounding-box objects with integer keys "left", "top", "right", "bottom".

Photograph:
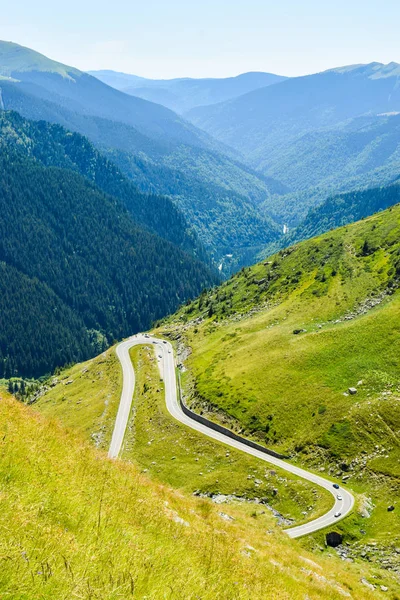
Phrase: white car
[
  {"left": 337, "top": 495, "right": 343, "bottom": 501},
  {"left": 334, "top": 511, "right": 341, "bottom": 518}
]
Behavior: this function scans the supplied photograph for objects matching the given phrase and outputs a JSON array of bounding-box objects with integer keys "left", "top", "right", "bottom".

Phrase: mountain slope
[
  {"left": 0, "top": 41, "right": 207, "bottom": 146},
  {"left": 187, "top": 62, "right": 400, "bottom": 168},
  {"left": 0, "top": 151, "right": 215, "bottom": 377},
  {"left": 291, "top": 180, "right": 400, "bottom": 243},
  {"left": 89, "top": 70, "right": 287, "bottom": 113},
  {"left": 0, "top": 389, "right": 385, "bottom": 599},
  {"left": 163, "top": 202, "right": 400, "bottom": 555},
  {"left": 187, "top": 63, "right": 400, "bottom": 227},
  {"left": 0, "top": 110, "right": 207, "bottom": 260},
  {"left": 0, "top": 41, "right": 284, "bottom": 269}
]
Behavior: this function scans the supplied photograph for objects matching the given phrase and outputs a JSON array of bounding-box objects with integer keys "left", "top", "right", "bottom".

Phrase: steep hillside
[
  {"left": 291, "top": 180, "right": 400, "bottom": 243},
  {"left": 261, "top": 113, "right": 400, "bottom": 195},
  {"left": 0, "top": 151, "right": 215, "bottom": 377},
  {"left": 90, "top": 70, "right": 287, "bottom": 113},
  {"left": 162, "top": 204, "right": 400, "bottom": 557},
  {"left": 0, "top": 41, "right": 206, "bottom": 146},
  {"left": 0, "top": 390, "right": 389, "bottom": 598},
  {"left": 187, "top": 63, "right": 400, "bottom": 227},
  {"left": 0, "top": 110, "right": 206, "bottom": 260},
  {"left": 0, "top": 41, "right": 284, "bottom": 269},
  {"left": 35, "top": 345, "right": 333, "bottom": 530},
  {"left": 187, "top": 62, "right": 400, "bottom": 168}
]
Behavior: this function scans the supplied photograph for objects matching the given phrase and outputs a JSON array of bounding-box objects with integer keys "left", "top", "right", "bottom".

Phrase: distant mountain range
[
  {"left": 186, "top": 62, "right": 400, "bottom": 225},
  {"left": 88, "top": 70, "right": 287, "bottom": 114},
  {"left": 0, "top": 41, "right": 282, "bottom": 269}
]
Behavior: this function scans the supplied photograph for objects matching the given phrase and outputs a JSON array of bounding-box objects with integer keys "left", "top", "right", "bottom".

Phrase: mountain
[
  {"left": 0, "top": 110, "right": 206, "bottom": 261},
  {"left": 0, "top": 41, "right": 207, "bottom": 146},
  {"left": 0, "top": 41, "right": 284, "bottom": 269},
  {"left": 89, "top": 70, "right": 287, "bottom": 113},
  {"left": 187, "top": 62, "right": 400, "bottom": 168},
  {"left": 163, "top": 200, "right": 400, "bottom": 558},
  {"left": 187, "top": 62, "right": 400, "bottom": 225},
  {"left": 291, "top": 179, "right": 400, "bottom": 243},
  {"left": 0, "top": 149, "right": 215, "bottom": 378}
]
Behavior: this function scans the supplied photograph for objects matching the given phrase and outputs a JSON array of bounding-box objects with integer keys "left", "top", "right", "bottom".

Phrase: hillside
[
  {"left": 187, "top": 63, "right": 400, "bottom": 227},
  {"left": 0, "top": 151, "right": 215, "bottom": 377},
  {"left": 0, "top": 110, "right": 207, "bottom": 260},
  {"left": 162, "top": 203, "right": 400, "bottom": 560},
  {"left": 187, "top": 62, "right": 400, "bottom": 168},
  {"left": 291, "top": 180, "right": 400, "bottom": 243},
  {"left": 0, "top": 41, "right": 284, "bottom": 270},
  {"left": 0, "top": 41, "right": 205, "bottom": 145},
  {"left": 0, "top": 389, "right": 390, "bottom": 598},
  {"left": 89, "top": 70, "right": 287, "bottom": 113}
]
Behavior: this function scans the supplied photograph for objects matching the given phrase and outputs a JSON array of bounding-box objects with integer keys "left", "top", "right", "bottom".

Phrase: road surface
[{"left": 109, "top": 334, "right": 354, "bottom": 538}]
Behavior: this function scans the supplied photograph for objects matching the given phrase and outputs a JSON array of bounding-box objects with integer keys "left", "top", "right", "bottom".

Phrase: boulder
[
  {"left": 387, "top": 505, "right": 395, "bottom": 512},
  {"left": 348, "top": 387, "right": 357, "bottom": 395},
  {"left": 326, "top": 532, "right": 343, "bottom": 547}
]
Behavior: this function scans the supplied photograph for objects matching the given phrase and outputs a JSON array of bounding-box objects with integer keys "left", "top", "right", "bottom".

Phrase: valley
[{"left": 0, "top": 22, "right": 399, "bottom": 599}]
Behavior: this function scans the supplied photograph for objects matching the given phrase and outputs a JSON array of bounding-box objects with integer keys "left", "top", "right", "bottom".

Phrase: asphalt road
[{"left": 109, "top": 333, "right": 354, "bottom": 538}]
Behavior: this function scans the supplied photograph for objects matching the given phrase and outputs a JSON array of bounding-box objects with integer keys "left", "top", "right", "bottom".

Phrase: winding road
[{"left": 109, "top": 334, "right": 354, "bottom": 538}]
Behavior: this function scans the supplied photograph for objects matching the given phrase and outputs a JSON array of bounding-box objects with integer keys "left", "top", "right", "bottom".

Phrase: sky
[{"left": 0, "top": 0, "right": 399, "bottom": 79}]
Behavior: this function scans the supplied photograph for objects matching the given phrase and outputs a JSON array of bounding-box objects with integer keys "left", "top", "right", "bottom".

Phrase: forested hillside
[
  {"left": 291, "top": 180, "right": 400, "bottom": 243},
  {"left": 187, "top": 63, "right": 400, "bottom": 227},
  {"left": 0, "top": 152, "right": 215, "bottom": 377},
  {"left": 0, "top": 111, "right": 207, "bottom": 260},
  {"left": 0, "top": 41, "right": 284, "bottom": 269}
]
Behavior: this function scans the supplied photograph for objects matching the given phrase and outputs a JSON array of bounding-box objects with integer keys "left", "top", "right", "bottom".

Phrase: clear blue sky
[{"left": 1, "top": 0, "right": 399, "bottom": 78}]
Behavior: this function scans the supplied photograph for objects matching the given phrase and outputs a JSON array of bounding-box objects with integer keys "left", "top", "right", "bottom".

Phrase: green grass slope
[
  {"left": 0, "top": 40, "right": 80, "bottom": 78},
  {"left": 163, "top": 203, "right": 400, "bottom": 555},
  {"left": 35, "top": 344, "right": 332, "bottom": 528},
  {"left": 1, "top": 389, "right": 392, "bottom": 598}
]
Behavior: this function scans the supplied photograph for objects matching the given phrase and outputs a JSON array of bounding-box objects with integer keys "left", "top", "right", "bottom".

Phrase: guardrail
[{"left": 177, "top": 371, "right": 289, "bottom": 460}]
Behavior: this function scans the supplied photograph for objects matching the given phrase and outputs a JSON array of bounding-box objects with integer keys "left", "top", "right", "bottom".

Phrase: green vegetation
[
  {"left": 0, "top": 41, "right": 284, "bottom": 270},
  {"left": 164, "top": 204, "right": 400, "bottom": 551},
  {"left": 289, "top": 180, "right": 400, "bottom": 245},
  {"left": 0, "top": 111, "right": 206, "bottom": 260},
  {"left": 122, "top": 345, "right": 332, "bottom": 524},
  {"left": 0, "top": 150, "right": 214, "bottom": 377},
  {"left": 2, "top": 389, "right": 392, "bottom": 599},
  {"left": 33, "top": 348, "right": 121, "bottom": 449},
  {"left": 35, "top": 344, "right": 332, "bottom": 527},
  {"left": 0, "top": 41, "right": 80, "bottom": 78}
]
